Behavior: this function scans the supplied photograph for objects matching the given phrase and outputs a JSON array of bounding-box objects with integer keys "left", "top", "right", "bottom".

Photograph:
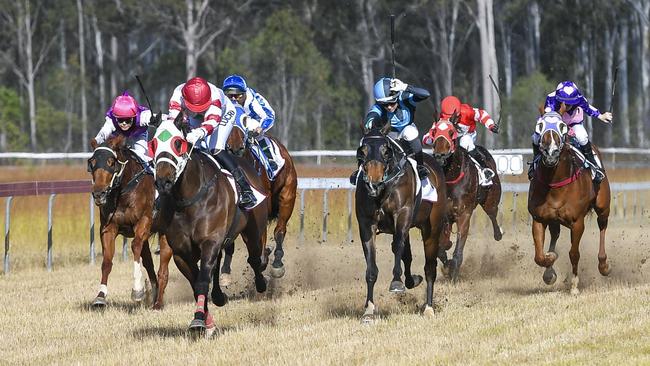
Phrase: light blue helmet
[
  {"left": 555, "top": 81, "right": 582, "bottom": 105},
  {"left": 373, "top": 77, "right": 398, "bottom": 104},
  {"left": 222, "top": 74, "right": 247, "bottom": 94}
]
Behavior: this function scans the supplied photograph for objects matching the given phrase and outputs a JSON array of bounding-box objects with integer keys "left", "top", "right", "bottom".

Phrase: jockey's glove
[
  {"left": 598, "top": 112, "right": 613, "bottom": 124},
  {"left": 245, "top": 116, "right": 261, "bottom": 131},
  {"left": 149, "top": 111, "right": 162, "bottom": 127},
  {"left": 390, "top": 78, "right": 407, "bottom": 92},
  {"left": 186, "top": 127, "right": 207, "bottom": 144},
  {"left": 489, "top": 123, "right": 499, "bottom": 134}
]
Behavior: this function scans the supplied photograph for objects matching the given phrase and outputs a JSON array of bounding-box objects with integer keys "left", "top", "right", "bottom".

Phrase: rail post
[
  {"left": 89, "top": 194, "right": 95, "bottom": 265},
  {"left": 511, "top": 192, "right": 517, "bottom": 234},
  {"left": 322, "top": 188, "right": 330, "bottom": 242},
  {"left": 299, "top": 189, "right": 306, "bottom": 243},
  {"left": 46, "top": 194, "right": 56, "bottom": 272},
  {"left": 4, "top": 196, "right": 13, "bottom": 274},
  {"left": 347, "top": 188, "right": 353, "bottom": 243}
]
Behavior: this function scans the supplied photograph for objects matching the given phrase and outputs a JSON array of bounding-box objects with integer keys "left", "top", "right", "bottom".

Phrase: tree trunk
[
  {"left": 184, "top": 0, "right": 197, "bottom": 79},
  {"left": 617, "top": 21, "right": 630, "bottom": 145},
  {"left": 110, "top": 35, "right": 118, "bottom": 98},
  {"left": 603, "top": 28, "right": 615, "bottom": 147},
  {"left": 476, "top": 0, "right": 499, "bottom": 147},
  {"left": 638, "top": 0, "right": 650, "bottom": 147},
  {"left": 23, "top": 0, "right": 37, "bottom": 151},
  {"left": 525, "top": 1, "right": 540, "bottom": 73},
  {"left": 498, "top": 18, "right": 513, "bottom": 147},
  {"left": 78, "top": 0, "right": 88, "bottom": 151},
  {"left": 92, "top": 16, "right": 106, "bottom": 112}
]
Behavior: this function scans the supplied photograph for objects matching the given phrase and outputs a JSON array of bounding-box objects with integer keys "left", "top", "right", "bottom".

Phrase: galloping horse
[
  {"left": 429, "top": 116, "right": 503, "bottom": 281},
  {"left": 151, "top": 115, "right": 269, "bottom": 335},
  {"left": 528, "top": 112, "right": 610, "bottom": 294},
  {"left": 222, "top": 112, "right": 297, "bottom": 283},
  {"left": 355, "top": 125, "right": 447, "bottom": 322},
  {"left": 87, "top": 134, "right": 171, "bottom": 309}
]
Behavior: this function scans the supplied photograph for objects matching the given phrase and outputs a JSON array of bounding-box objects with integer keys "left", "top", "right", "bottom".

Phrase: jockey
[
  {"left": 423, "top": 96, "right": 499, "bottom": 184},
  {"left": 167, "top": 76, "right": 256, "bottom": 209},
  {"left": 222, "top": 74, "right": 278, "bottom": 171},
  {"left": 350, "top": 77, "right": 430, "bottom": 185},
  {"left": 530, "top": 80, "right": 613, "bottom": 183},
  {"left": 92, "top": 91, "right": 161, "bottom": 170}
]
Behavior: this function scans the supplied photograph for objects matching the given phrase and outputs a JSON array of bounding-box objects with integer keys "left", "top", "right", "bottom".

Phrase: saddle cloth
[
  {"left": 568, "top": 144, "right": 602, "bottom": 179},
  {"left": 250, "top": 136, "right": 286, "bottom": 180},
  {"left": 406, "top": 157, "right": 438, "bottom": 203},
  {"left": 467, "top": 155, "right": 494, "bottom": 187},
  {"left": 200, "top": 151, "right": 267, "bottom": 209}
]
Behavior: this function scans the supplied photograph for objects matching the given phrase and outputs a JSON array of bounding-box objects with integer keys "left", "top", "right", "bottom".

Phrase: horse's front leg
[
  {"left": 359, "top": 218, "right": 378, "bottom": 324},
  {"left": 92, "top": 224, "right": 118, "bottom": 308},
  {"left": 270, "top": 182, "right": 296, "bottom": 278},
  {"left": 189, "top": 239, "right": 221, "bottom": 337},
  {"left": 153, "top": 234, "right": 172, "bottom": 310},
  {"left": 389, "top": 210, "right": 411, "bottom": 293},
  {"left": 130, "top": 218, "right": 152, "bottom": 303},
  {"left": 542, "top": 223, "right": 561, "bottom": 285},
  {"left": 448, "top": 212, "right": 472, "bottom": 282},
  {"left": 532, "top": 219, "right": 558, "bottom": 270},
  {"left": 402, "top": 236, "right": 423, "bottom": 290},
  {"left": 568, "top": 217, "right": 586, "bottom": 295}
]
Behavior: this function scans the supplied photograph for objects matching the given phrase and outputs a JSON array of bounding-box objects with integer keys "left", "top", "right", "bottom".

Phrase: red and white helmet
[
  {"left": 182, "top": 77, "right": 212, "bottom": 113},
  {"left": 112, "top": 93, "right": 139, "bottom": 119},
  {"left": 440, "top": 96, "right": 461, "bottom": 119}
]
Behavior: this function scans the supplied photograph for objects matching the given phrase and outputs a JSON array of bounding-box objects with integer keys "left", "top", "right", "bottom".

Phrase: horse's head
[
  {"left": 226, "top": 105, "right": 250, "bottom": 157},
  {"left": 87, "top": 134, "right": 129, "bottom": 206},
  {"left": 150, "top": 113, "right": 191, "bottom": 194},
  {"left": 358, "top": 124, "right": 395, "bottom": 197},
  {"left": 430, "top": 113, "right": 460, "bottom": 166},
  {"left": 536, "top": 112, "right": 569, "bottom": 167}
]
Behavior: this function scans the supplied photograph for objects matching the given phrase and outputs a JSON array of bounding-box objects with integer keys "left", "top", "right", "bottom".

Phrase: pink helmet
[{"left": 111, "top": 92, "right": 139, "bottom": 119}]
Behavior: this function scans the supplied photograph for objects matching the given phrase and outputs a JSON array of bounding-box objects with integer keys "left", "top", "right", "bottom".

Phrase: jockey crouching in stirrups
[
  {"left": 222, "top": 74, "right": 279, "bottom": 172},
  {"left": 167, "top": 76, "right": 257, "bottom": 209},
  {"left": 530, "top": 80, "right": 613, "bottom": 183},
  {"left": 350, "top": 77, "right": 430, "bottom": 185},
  {"left": 426, "top": 96, "right": 499, "bottom": 186},
  {"left": 93, "top": 92, "right": 162, "bottom": 172}
]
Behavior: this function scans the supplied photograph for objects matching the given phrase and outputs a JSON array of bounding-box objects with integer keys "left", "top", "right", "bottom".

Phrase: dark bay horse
[
  {"left": 87, "top": 134, "right": 171, "bottom": 309},
  {"left": 151, "top": 116, "right": 269, "bottom": 335},
  {"left": 528, "top": 112, "right": 610, "bottom": 294},
  {"left": 355, "top": 125, "right": 447, "bottom": 322},
  {"left": 429, "top": 117, "right": 503, "bottom": 281},
  {"left": 222, "top": 115, "right": 297, "bottom": 283}
]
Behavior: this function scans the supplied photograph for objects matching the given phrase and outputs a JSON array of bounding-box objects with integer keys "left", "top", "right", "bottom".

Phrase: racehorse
[
  {"left": 87, "top": 134, "right": 172, "bottom": 309},
  {"left": 528, "top": 112, "right": 610, "bottom": 294},
  {"left": 355, "top": 125, "right": 447, "bottom": 322},
  {"left": 221, "top": 113, "right": 297, "bottom": 284},
  {"left": 429, "top": 116, "right": 503, "bottom": 281},
  {"left": 151, "top": 114, "right": 269, "bottom": 335}
]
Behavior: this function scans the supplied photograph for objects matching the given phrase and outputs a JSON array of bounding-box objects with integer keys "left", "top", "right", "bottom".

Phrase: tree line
[{"left": 0, "top": 0, "right": 648, "bottom": 152}]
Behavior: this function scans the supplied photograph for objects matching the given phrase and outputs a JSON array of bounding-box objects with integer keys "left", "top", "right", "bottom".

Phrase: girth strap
[{"left": 174, "top": 174, "right": 219, "bottom": 210}]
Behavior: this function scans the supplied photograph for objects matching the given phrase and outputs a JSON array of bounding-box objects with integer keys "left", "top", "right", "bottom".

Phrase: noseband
[
  {"left": 89, "top": 146, "right": 128, "bottom": 195},
  {"left": 359, "top": 135, "right": 405, "bottom": 195}
]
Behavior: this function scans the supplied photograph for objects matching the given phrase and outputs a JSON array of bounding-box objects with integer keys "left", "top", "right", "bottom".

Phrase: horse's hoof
[
  {"left": 360, "top": 313, "right": 376, "bottom": 324},
  {"left": 440, "top": 263, "right": 450, "bottom": 277},
  {"left": 270, "top": 264, "right": 285, "bottom": 278},
  {"left": 91, "top": 296, "right": 107, "bottom": 308},
  {"left": 211, "top": 291, "right": 228, "bottom": 307},
  {"left": 543, "top": 267, "right": 557, "bottom": 285},
  {"left": 389, "top": 280, "right": 406, "bottom": 293},
  {"left": 423, "top": 305, "right": 435, "bottom": 318},
  {"left": 152, "top": 302, "right": 163, "bottom": 311},
  {"left": 570, "top": 276, "right": 580, "bottom": 295},
  {"left": 131, "top": 288, "right": 146, "bottom": 302},
  {"left": 494, "top": 227, "right": 503, "bottom": 241},
  {"left": 599, "top": 262, "right": 611, "bottom": 276},
  {"left": 255, "top": 275, "right": 268, "bottom": 293},
  {"left": 405, "top": 275, "right": 423, "bottom": 289},
  {"left": 188, "top": 319, "right": 206, "bottom": 334},
  {"left": 219, "top": 273, "right": 232, "bottom": 288}
]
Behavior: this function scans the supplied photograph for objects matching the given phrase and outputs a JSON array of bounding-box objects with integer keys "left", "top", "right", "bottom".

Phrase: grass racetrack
[{"left": 1, "top": 164, "right": 650, "bottom": 364}]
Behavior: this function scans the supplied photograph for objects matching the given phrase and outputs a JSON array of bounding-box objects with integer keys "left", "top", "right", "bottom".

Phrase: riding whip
[
  {"left": 488, "top": 74, "right": 502, "bottom": 130},
  {"left": 609, "top": 66, "right": 619, "bottom": 114},
  {"left": 135, "top": 75, "right": 154, "bottom": 113}
]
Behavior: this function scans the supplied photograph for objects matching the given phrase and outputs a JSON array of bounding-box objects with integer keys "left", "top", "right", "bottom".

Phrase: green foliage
[
  {"left": 503, "top": 72, "right": 555, "bottom": 145},
  {"left": 0, "top": 87, "right": 28, "bottom": 151}
]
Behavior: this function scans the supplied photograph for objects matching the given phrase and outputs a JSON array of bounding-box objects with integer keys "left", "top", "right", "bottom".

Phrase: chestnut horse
[
  {"left": 222, "top": 114, "right": 297, "bottom": 283},
  {"left": 429, "top": 117, "right": 503, "bottom": 281},
  {"left": 355, "top": 125, "right": 447, "bottom": 322},
  {"left": 152, "top": 115, "right": 269, "bottom": 335},
  {"left": 87, "top": 134, "right": 171, "bottom": 309},
  {"left": 528, "top": 112, "right": 610, "bottom": 294}
]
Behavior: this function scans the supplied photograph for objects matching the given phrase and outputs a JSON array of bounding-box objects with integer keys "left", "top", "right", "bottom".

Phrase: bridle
[
  {"left": 359, "top": 134, "right": 405, "bottom": 196},
  {"left": 88, "top": 146, "right": 128, "bottom": 198}
]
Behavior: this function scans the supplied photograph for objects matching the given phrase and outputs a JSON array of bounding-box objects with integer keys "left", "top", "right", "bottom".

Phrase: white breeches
[
  {"left": 459, "top": 131, "right": 477, "bottom": 151},
  {"left": 207, "top": 121, "right": 234, "bottom": 151},
  {"left": 387, "top": 124, "right": 419, "bottom": 142},
  {"left": 571, "top": 123, "right": 589, "bottom": 146},
  {"left": 129, "top": 137, "right": 152, "bottom": 163}
]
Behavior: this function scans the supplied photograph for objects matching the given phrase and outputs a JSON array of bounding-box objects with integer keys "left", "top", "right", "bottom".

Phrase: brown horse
[
  {"left": 428, "top": 117, "right": 503, "bottom": 281},
  {"left": 222, "top": 116, "right": 297, "bottom": 283},
  {"left": 152, "top": 115, "right": 269, "bottom": 335},
  {"left": 87, "top": 134, "right": 171, "bottom": 309},
  {"left": 355, "top": 125, "right": 447, "bottom": 322},
  {"left": 528, "top": 112, "right": 610, "bottom": 294}
]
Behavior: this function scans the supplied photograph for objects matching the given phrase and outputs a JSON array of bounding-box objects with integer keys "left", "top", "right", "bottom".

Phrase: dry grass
[{"left": 1, "top": 222, "right": 650, "bottom": 365}]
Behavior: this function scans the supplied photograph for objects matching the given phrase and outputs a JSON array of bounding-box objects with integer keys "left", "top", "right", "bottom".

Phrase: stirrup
[
  {"left": 417, "top": 165, "right": 429, "bottom": 179},
  {"left": 239, "top": 191, "right": 257, "bottom": 209},
  {"left": 592, "top": 169, "right": 605, "bottom": 184}
]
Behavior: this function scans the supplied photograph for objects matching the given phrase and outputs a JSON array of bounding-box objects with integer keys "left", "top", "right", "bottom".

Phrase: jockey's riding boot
[
  {"left": 214, "top": 150, "right": 257, "bottom": 209},
  {"left": 580, "top": 141, "right": 605, "bottom": 184},
  {"left": 528, "top": 143, "right": 541, "bottom": 180},
  {"left": 409, "top": 138, "right": 429, "bottom": 179},
  {"left": 468, "top": 148, "right": 495, "bottom": 183},
  {"left": 258, "top": 138, "right": 278, "bottom": 171}
]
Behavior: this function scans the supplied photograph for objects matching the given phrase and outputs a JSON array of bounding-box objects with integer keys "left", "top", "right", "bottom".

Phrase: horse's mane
[{"left": 103, "top": 134, "right": 135, "bottom": 160}]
